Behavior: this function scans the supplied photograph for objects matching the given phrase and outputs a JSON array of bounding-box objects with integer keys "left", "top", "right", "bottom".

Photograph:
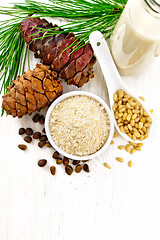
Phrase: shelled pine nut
[
  {"left": 112, "top": 90, "right": 152, "bottom": 141},
  {"left": 113, "top": 132, "right": 118, "bottom": 138},
  {"left": 118, "top": 145, "right": 125, "bottom": 150},
  {"left": 130, "top": 148, "right": 136, "bottom": 154},
  {"left": 125, "top": 144, "right": 131, "bottom": 153},
  {"left": 128, "top": 161, "right": 133, "bottom": 167},
  {"left": 116, "top": 157, "right": 124, "bottom": 163},
  {"left": 104, "top": 163, "right": 111, "bottom": 169}
]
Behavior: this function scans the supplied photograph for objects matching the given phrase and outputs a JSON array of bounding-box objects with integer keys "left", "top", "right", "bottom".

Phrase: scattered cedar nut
[
  {"left": 63, "top": 157, "right": 69, "bottom": 166},
  {"left": 104, "top": 163, "right": 111, "bottom": 169},
  {"left": 42, "top": 128, "right": 46, "bottom": 133},
  {"left": 52, "top": 151, "right": 60, "bottom": 159},
  {"left": 116, "top": 157, "right": 124, "bottom": 162},
  {"left": 65, "top": 165, "right": 73, "bottom": 175},
  {"left": 129, "top": 141, "right": 137, "bottom": 147},
  {"left": 38, "top": 140, "right": 46, "bottom": 148},
  {"left": 38, "top": 159, "right": 47, "bottom": 167},
  {"left": 83, "top": 164, "right": 90, "bottom": 172},
  {"left": 32, "top": 113, "right": 40, "bottom": 123},
  {"left": 130, "top": 148, "right": 136, "bottom": 154},
  {"left": 39, "top": 135, "right": 47, "bottom": 141},
  {"left": 18, "top": 128, "right": 25, "bottom": 135},
  {"left": 125, "top": 144, "right": 131, "bottom": 153},
  {"left": 128, "top": 161, "right": 133, "bottom": 167},
  {"left": 24, "top": 136, "right": 32, "bottom": 143},
  {"left": 73, "top": 160, "right": 80, "bottom": 165},
  {"left": 50, "top": 166, "right": 56, "bottom": 175},
  {"left": 137, "top": 143, "right": 144, "bottom": 148},
  {"left": 150, "top": 110, "right": 154, "bottom": 114},
  {"left": 118, "top": 145, "right": 125, "bottom": 150},
  {"left": 25, "top": 128, "right": 33, "bottom": 136},
  {"left": 33, "top": 131, "right": 41, "bottom": 139},
  {"left": 139, "top": 96, "right": 145, "bottom": 102},
  {"left": 18, "top": 144, "right": 27, "bottom": 150},
  {"left": 39, "top": 115, "right": 45, "bottom": 124},
  {"left": 56, "top": 158, "right": 63, "bottom": 164},
  {"left": 134, "top": 146, "right": 141, "bottom": 151},
  {"left": 45, "top": 142, "right": 52, "bottom": 148},
  {"left": 82, "top": 160, "right": 89, "bottom": 163},
  {"left": 75, "top": 164, "right": 82, "bottom": 173},
  {"left": 113, "top": 132, "right": 118, "bottom": 138}
]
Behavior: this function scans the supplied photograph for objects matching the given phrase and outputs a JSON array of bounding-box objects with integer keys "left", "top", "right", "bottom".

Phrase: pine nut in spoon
[{"left": 89, "top": 31, "right": 153, "bottom": 143}]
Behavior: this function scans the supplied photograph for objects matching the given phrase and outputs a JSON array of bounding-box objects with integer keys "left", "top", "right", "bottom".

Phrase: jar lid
[{"left": 144, "top": 0, "right": 160, "bottom": 14}]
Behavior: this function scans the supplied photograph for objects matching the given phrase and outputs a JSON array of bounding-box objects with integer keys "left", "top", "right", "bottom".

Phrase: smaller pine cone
[{"left": 2, "top": 64, "right": 63, "bottom": 118}]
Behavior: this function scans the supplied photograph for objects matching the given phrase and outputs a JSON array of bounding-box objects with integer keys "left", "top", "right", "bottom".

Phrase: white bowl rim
[{"left": 45, "top": 90, "right": 114, "bottom": 160}]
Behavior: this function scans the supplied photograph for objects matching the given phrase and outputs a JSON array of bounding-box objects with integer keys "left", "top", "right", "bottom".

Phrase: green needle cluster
[
  {"left": 0, "top": 17, "right": 29, "bottom": 94},
  {"left": 0, "top": 0, "right": 127, "bottom": 101}
]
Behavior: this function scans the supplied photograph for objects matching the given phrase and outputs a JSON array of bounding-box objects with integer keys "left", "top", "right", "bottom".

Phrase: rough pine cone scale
[
  {"left": 21, "top": 17, "right": 96, "bottom": 87},
  {"left": 21, "top": 18, "right": 52, "bottom": 43},
  {"left": 70, "top": 46, "right": 84, "bottom": 61},
  {"left": 2, "top": 64, "right": 63, "bottom": 118}
]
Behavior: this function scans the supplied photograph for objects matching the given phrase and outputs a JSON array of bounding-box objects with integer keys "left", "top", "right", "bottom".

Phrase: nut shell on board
[
  {"left": 65, "top": 165, "right": 73, "bottom": 175},
  {"left": 38, "top": 159, "right": 47, "bottom": 167}
]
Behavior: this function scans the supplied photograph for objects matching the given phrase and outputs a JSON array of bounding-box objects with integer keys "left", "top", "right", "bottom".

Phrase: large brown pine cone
[
  {"left": 2, "top": 64, "right": 63, "bottom": 118},
  {"left": 21, "top": 17, "right": 96, "bottom": 87}
]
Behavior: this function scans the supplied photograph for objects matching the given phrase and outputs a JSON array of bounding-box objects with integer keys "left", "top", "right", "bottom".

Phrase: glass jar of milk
[{"left": 109, "top": 0, "right": 160, "bottom": 76}]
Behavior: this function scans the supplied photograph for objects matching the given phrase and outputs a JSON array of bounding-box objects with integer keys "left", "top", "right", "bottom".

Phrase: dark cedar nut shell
[
  {"left": 72, "top": 160, "right": 80, "bottom": 165},
  {"left": 38, "top": 159, "right": 47, "bottom": 167},
  {"left": 63, "top": 157, "right": 69, "bottom": 166},
  {"left": 75, "top": 164, "right": 83, "bottom": 173},
  {"left": 65, "top": 165, "right": 73, "bottom": 175},
  {"left": 42, "top": 128, "right": 46, "bottom": 133},
  {"left": 56, "top": 158, "right": 63, "bottom": 165},
  {"left": 50, "top": 166, "right": 56, "bottom": 175},
  {"left": 33, "top": 131, "right": 41, "bottom": 139},
  {"left": 38, "top": 140, "right": 46, "bottom": 148},
  {"left": 39, "top": 115, "right": 45, "bottom": 124},
  {"left": 24, "top": 136, "right": 32, "bottom": 143},
  {"left": 39, "top": 135, "right": 47, "bottom": 141},
  {"left": 83, "top": 164, "right": 90, "bottom": 172},
  {"left": 32, "top": 113, "right": 40, "bottom": 122},
  {"left": 52, "top": 151, "right": 60, "bottom": 159},
  {"left": 18, "top": 144, "right": 27, "bottom": 150},
  {"left": 18, "top": 128, "right": 25, "bottom": 135},
  {"left": 45, "top": 142, "right": 52, "bottom": 148},
  {"left": 25, "top": 128, "right": 33, "bottom": 136}
]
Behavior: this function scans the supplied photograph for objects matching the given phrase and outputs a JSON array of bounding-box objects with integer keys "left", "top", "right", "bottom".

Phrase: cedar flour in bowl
[{"left": 45, "top": 91, "right": 114, "bottom": 160}]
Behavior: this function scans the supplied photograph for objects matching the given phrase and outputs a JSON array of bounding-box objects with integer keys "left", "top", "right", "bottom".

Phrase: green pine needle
[
  {"left": 0, "top": 0, "right": 127, "bottom": 105},
  {"left": 12, "top": 0, "right": 126, "bottom": 53},
  {"left": 0, "top": 17, "right": 28, "bottom": 95},
  {"left": 0, "top": 16, "right": 29, "bottom": 115},
  {"left": 12, "top": 0, "right": 126, "bottom": 19}
]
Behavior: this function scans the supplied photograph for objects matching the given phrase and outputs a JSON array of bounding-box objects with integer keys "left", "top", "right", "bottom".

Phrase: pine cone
[
  {"left": 2, "top": 64, "right": 63, "bottom": 118},
  {"left": 21, "top": 17, "right": 96, "bottom": 87}
]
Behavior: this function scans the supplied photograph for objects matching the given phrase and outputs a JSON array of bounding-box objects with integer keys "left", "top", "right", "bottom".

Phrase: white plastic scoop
[{"left": 89, "top": 30, "right": 153, "bottom": 143}]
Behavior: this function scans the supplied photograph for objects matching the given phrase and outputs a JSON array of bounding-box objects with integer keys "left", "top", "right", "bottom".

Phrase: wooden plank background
[{"left": 0, "top": 1, "right": 160, "bottom": 239}]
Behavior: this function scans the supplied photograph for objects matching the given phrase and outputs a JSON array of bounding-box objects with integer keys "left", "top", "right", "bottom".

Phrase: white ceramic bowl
[{"left": 45, "top": 91, "right": 114, "bottom": 160}]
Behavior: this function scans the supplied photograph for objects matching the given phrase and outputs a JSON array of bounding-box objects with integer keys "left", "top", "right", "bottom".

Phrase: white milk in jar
[{"left": 109, "top": 0, "right": 160, "bottom": 76}]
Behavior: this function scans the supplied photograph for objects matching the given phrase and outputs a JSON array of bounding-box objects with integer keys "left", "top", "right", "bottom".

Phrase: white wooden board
[{"left": 0, "top": 1, "right": 160, "bottom": 239}]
